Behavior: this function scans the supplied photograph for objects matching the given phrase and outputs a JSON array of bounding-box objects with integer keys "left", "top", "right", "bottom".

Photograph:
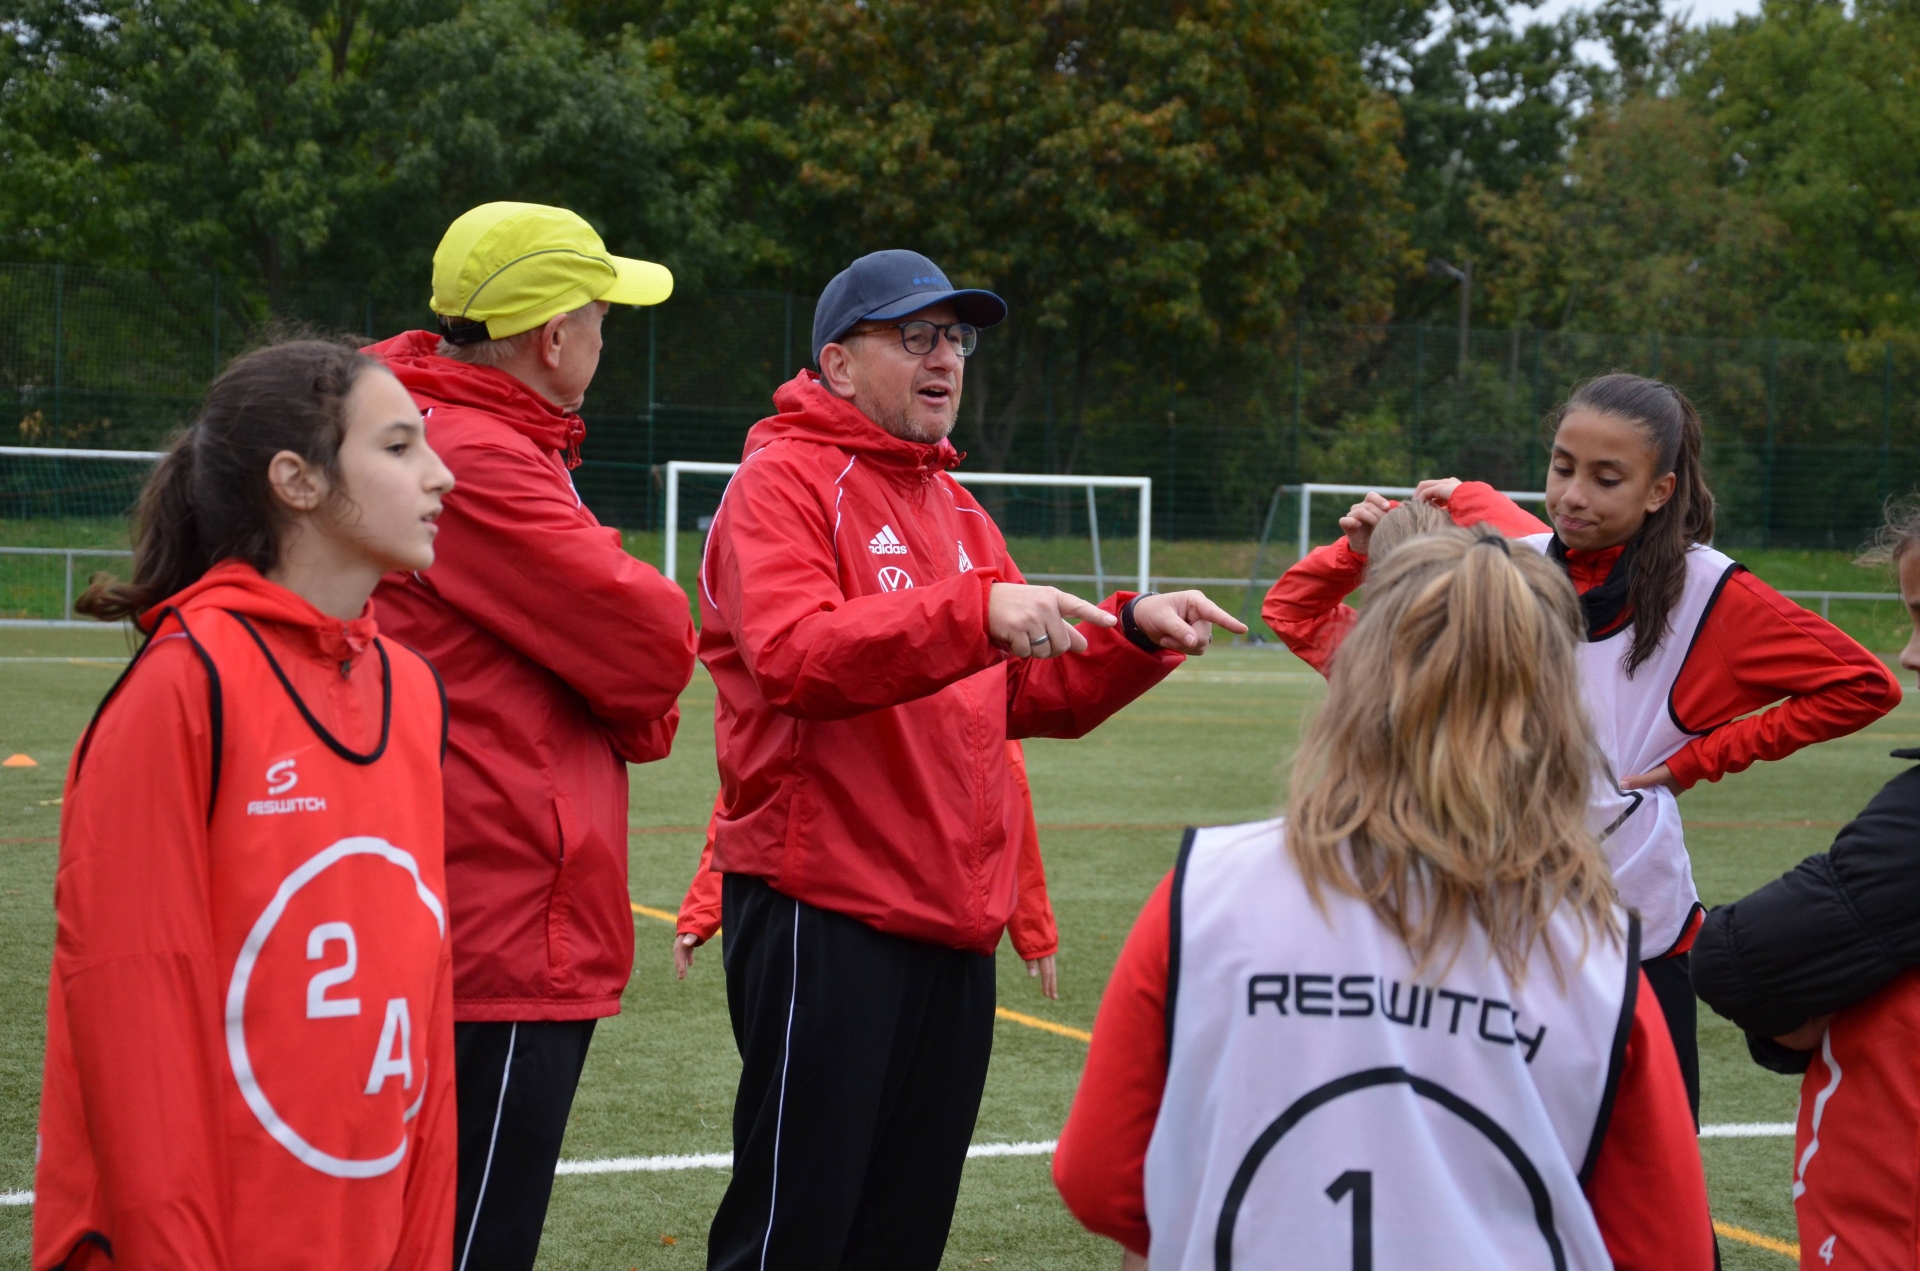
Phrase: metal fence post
[
  {"left": 1165, "top": 354, "right": 1177, "bottom": 538},
  {"left": 64, "top": 550, "right": 74, "bottom": 622},
  {"left": 1240, "top": 484, "right": 1285, "bottom": 638},
  {"left": 1764, "top": 337, "right": 1778, "bottom": 549},
  {"left": 1291, "top": 319, "right": 1304, "bottom": 482},
  {"left": 1529, "top": 329, "right": 1544, "bottom": 489},
  {"left": 1883, "top": 342, "right": 1894, "bottom": 506},
  {"left": 1411, "top": 326, "right": 1424, "bottom": 484},
  {"left": 648, "top": 307, "right": 658, "bottom": 529},
  {"left": 1085, "top": 485, "right": 1105, "bottom": 597},
  {"left": 782, "top": 293, "right": 794, "bottom": 376},
  {"left": 52, "top": 263, "right": 64, "bottom": 430}
]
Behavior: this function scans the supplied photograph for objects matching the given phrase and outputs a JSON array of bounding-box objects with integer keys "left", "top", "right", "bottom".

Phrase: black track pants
[
  {"left": 708, "top": 874, "right": 997, "bottom": 1271},
  {"left": 453, "top": 1018, "right": 598, "bottom": 1271},
  {"left": 1642, "top": 951, "right": 1700, "bottom": 1123}
]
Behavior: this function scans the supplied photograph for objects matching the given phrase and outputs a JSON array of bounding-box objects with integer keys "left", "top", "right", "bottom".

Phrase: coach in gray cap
[{"left": 694, "top": 249, "right": 1245, "bottom": 1269}]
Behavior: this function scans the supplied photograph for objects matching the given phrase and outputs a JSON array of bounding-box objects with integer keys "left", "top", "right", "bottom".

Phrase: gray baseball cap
[{"left": 810, "top": 250, "right": 1007, "bottom": 367}]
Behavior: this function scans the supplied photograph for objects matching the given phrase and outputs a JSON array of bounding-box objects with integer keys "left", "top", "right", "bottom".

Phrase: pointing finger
[
  {"left": 1053, "top": 589, "right": 1119, "bottom": 627},
  {"left": 1182, "top": 593, "right": 1249, "bottom": 634}
]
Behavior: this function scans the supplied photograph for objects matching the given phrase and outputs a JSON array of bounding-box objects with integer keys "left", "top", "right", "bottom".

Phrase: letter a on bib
[{"left": 365, "top": 998, "right": 415, "bottom": 1094}]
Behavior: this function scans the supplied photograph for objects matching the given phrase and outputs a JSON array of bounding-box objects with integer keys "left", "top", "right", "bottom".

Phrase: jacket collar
[
  {"left": 744, "top": 371, "right": 964, "bottom": 476},
  {"left": 364, "top": 330, "right": 587, "bottom": 467},
  {"left": 146, "top": 560, "right": 378, "bottom": 666}
]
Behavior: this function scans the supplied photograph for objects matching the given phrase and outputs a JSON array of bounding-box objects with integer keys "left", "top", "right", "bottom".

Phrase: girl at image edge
[
  {"left": 1055, "top": 530, "right": 1713, "bottom": 1269},
  {"left": 33, "top": 341, "right": 459, "bottom": 1271},
  {"left": 1421, "top": 375, "right": 1899, "bottom": 1112}
]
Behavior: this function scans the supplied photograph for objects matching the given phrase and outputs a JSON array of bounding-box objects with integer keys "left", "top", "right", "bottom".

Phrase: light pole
[{"left": 1429, "top": 257, "right": 1472, "bottom": 376}]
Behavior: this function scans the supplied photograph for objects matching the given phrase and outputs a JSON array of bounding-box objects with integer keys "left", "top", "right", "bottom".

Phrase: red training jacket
[
  {"left": 366, "top": 331, "right": 697, "bottom": 1022},
  {"left": 1447, "top": 484, "right": 1900, "bottom": 791},
  {"left": 34, "top": 563, "right": 455, "bottom": 1271},
  {"left": 1051, "top": 872, "right": 1714, "bottom": 1268},
  {"left": 1260, "top": 482, "right": 1550, "bottom": 671},
  {"left": 699, "top": 370, "right": 1179, "bottom": 954},
  {"left": 678, "top": 739, "right": 1060, "bottom": 960}
]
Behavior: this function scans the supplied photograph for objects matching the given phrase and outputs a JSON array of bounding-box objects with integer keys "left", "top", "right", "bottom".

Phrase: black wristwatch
[{"left": 1120, "top": 592, "right": 1161, "bottom": 654}]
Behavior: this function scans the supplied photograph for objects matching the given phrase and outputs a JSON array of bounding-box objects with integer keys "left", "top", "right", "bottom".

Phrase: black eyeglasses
[{"left": 848, "top": 320, "right": 979, "bottom": 358}]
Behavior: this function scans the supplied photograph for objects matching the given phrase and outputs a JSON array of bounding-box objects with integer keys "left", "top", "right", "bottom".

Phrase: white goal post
[
  {"left": 661, "top": 460, "right": 1153, "bottom": 594},
  {"left": 1294, "top": 482, "right": 1548, "bottom": 561}
]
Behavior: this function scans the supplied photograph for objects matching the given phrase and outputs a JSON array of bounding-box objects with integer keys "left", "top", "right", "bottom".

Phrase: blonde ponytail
[{"left": 1287, "top": 530, "right": 1618, "bottom": 983}]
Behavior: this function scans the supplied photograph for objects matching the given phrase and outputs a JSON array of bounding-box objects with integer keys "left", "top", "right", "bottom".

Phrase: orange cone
[{"left": 3, "top": 754, "right": 38, "bottom": 768}]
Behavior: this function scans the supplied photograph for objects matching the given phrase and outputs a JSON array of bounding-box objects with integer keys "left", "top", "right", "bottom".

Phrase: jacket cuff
[
  {"left": 1119, "top": 594, "right": 1162, "bottom": 654},
  {"left": 1745, "top": 1032, "right": 1815, "bottom": 1075},
  {"left": 1664, "top": 742, "right": 1709, "bottom": 791}
]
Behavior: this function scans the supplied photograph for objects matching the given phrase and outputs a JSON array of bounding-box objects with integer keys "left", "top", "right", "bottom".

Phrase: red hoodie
[
  {"left": 1259, "top": 483, "right": 1551, "bottom": 671},
  {"left": 677, "top": 739, "right": 1061, "bottom": 960},
  {"left": 365, "top": 331, "right": 697, "bottom": 1022},
  {"left": 700, "top": 370, "right": 1179, "bottom": 954},
  {"left": 34, "top": 563, "right": 455, "bottom": 1271},
  {"left": 1443, "top": 483, "right": 1900, "bottom": 791}
]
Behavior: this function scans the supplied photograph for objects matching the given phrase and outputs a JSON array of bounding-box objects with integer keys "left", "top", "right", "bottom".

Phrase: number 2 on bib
[
  {"left": 1326, "top": 1170, "right": 1373, "bottom": 1271},
  {"left": 306, "top": 922, "right": 361, "bottom": 1018}
]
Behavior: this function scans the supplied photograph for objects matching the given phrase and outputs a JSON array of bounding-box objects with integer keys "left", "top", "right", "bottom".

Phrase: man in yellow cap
[{"left": 367, "top": 203, "right": 696, "bottom": 1271}]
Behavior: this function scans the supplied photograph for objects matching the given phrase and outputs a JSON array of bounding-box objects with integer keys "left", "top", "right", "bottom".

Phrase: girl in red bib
[
  {"left": 34, "top": 341, "right": 458, "bottom": 1271},
  {"left": 1055, "top": 530, "right": 1711, "bottom": 1270}
]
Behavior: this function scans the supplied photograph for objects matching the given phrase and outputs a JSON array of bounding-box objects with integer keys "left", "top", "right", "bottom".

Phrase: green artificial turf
[{"left": 1, "top": 625, "right": 1908, "bottom": 1267}]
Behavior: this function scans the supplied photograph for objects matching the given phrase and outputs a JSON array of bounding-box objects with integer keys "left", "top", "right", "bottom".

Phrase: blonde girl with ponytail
[{"left": 1054, "top": 529, "right": 1711, "bottom": 1271}]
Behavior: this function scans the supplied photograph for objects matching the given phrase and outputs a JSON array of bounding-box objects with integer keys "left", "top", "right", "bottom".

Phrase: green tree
[
  {"left": 1687, "top": 0, "right": 1920, "bottom": 338},
  {"left": 1466, "top": 0, "right": 1920, "bottom": 341},
  {"left": 1470, "top": 94, "right": 1788, "bottom": 333},
  {"left": 654, "top": 0, "right": 1407, "bottom": 473},
  {"left": 0, "top": 0, "right": 733, "bottom": 298}
]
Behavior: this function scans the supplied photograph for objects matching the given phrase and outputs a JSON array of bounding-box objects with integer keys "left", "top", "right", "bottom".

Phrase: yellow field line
[
  {"left": 1715, "top": 1221, "right": 1798, "bottom": 1259},
  {"left": 995, "top": 1007, "right": 1092, "bottom": 1043},
  {"left": 630, "top": 902, "right": 1094, "bottom": 1043}
]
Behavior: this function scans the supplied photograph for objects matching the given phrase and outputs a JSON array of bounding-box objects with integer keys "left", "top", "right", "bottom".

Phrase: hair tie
[{"left": 1472, "top": 534, "right": 1512, "bottom": 556}]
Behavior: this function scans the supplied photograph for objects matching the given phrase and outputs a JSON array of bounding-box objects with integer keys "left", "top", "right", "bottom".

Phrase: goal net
[
  {"left": 1287, "top": 482, "right": 1548, "bottom": 561},
  {"left": 660, "top": 461, "right": 1153, "bottom": 597},
  {"left": 0, "top": 446, "right": 157, "bottom": 623}
]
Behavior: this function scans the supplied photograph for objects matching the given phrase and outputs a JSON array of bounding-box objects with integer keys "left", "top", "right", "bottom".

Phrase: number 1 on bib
[{"left": 1326, "top": 1170, "right": 1373, "bottom": 1271}]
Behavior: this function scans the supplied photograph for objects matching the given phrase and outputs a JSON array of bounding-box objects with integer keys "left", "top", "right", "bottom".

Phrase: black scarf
[{"left": 1547, "top": 535, "right": 1638, "bottom": 638}]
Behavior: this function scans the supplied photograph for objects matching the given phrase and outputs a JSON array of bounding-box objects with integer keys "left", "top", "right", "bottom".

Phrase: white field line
[
  {"left": 0, "top": 1125, "right": 1793, "bottom": 1205},
  {"left": 0, "top": 656, "right": 129, "bottom": 668},
  {"left": 554, "top": 1139, "right": 1059, "bottom": 1177}
]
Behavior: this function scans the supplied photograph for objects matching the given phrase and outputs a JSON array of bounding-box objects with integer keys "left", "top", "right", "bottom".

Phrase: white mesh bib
[
  {"left": 1520, "top": 534, "right": 1740, "bottom": 952},
  {"left": 1144, "top": 820, "right": 1637, "bottom": 1271}
]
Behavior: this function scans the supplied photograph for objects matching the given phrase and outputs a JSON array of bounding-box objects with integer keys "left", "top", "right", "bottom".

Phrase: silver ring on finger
[{"left": 1029, "top": 632, "right": 1051, "bottom": 646}]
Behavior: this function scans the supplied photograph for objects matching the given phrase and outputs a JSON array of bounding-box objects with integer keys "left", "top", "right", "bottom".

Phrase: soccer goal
[
  {"left": 1289, "top": 482, "right": 1548, "bottom": 561},
  {"left": 0, "top": 445, "right": 161, "bottom": 625},
  {"left": 660, "top": 460, "right": 1154, "bottom": 595}
]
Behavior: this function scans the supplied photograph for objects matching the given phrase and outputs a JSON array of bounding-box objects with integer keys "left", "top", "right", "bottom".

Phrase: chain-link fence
[{"left": 3, "top": 261, "right": 1918, "bottom": 553}]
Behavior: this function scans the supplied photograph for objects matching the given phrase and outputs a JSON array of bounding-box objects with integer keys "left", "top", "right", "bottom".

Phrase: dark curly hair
[
  {"left": 76, "top": 340, "right": 381, "bottom": 623},
  {"left": 1554, "top": 373, "right": 1716, "bottom": 674}
]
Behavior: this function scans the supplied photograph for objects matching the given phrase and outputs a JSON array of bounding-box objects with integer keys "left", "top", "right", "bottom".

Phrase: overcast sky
[{"left": 1521, "top": 0, "right": 1763, "bottom": 28}]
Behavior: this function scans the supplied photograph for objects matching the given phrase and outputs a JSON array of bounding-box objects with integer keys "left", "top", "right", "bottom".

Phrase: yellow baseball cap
[{"left": 430, "top": 202, "right": 674, "bottom": 341}]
